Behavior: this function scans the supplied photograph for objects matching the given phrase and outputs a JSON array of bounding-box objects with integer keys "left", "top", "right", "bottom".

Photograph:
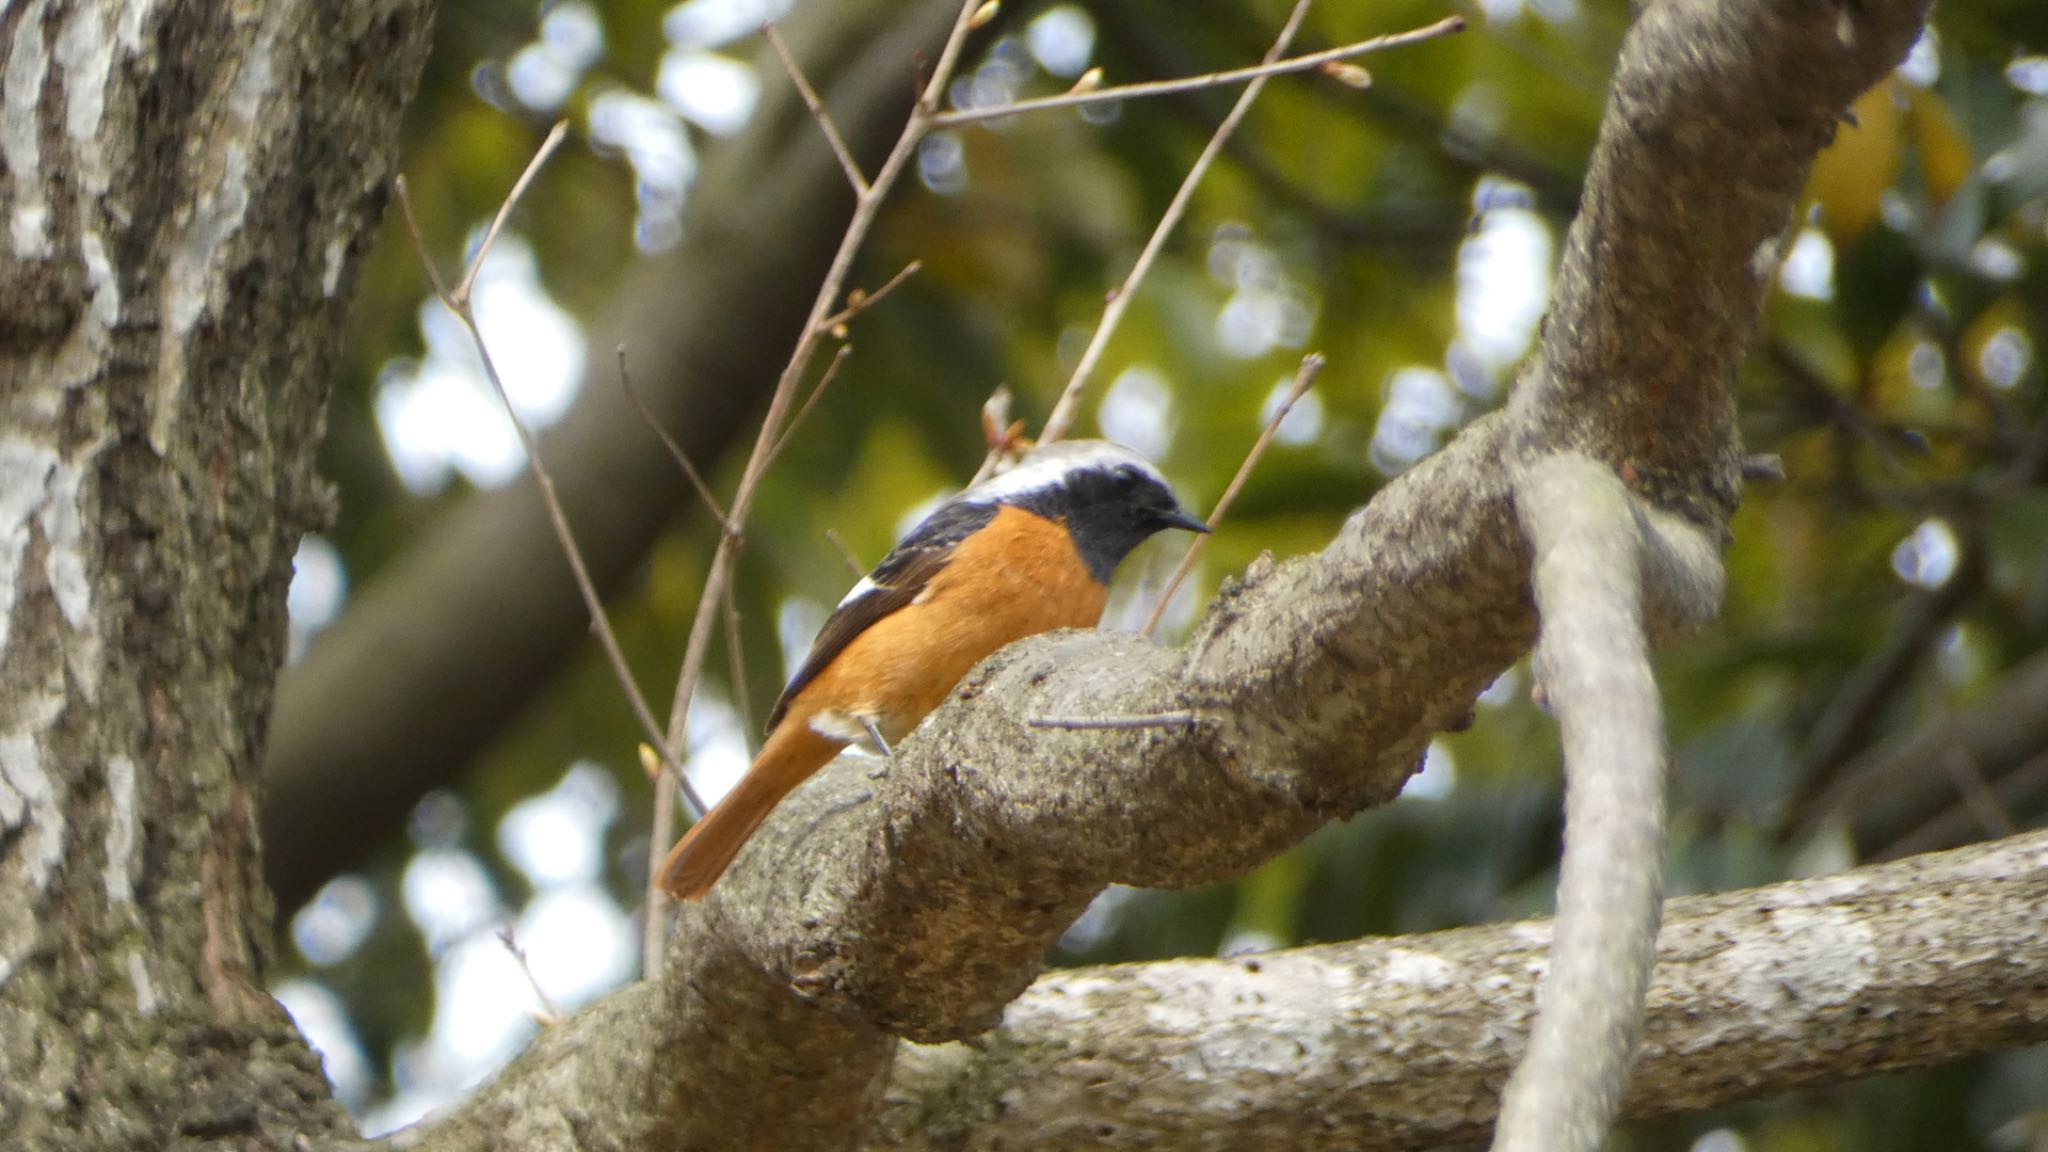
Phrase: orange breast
[{"left": 785, "top": 504, "right": 1107, "bottom": 744}]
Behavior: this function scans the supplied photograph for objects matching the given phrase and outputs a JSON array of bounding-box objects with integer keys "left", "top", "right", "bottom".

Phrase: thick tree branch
[
  {"left": 1485, "top": 0, "right": 1931, "bottom": 1133},
  {"left": 874, "top": 829, "right": 2048, "bottom": 1150},
  {"left": 380, "top": 925, "right": 893, "bottom": 1151},
  {"left": 400, "top": 828, "right": 2048, "bottom": 1151}
]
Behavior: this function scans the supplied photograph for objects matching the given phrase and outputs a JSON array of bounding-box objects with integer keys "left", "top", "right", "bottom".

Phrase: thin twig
[
  {"left": 644, "top": 0, "right": 989, "bottom": 974},
  {"left": 824, "top": 528, "right": 866, "bottom": 578},
  {"left": 1027, "top": 711, "right": 1201, "bottom": 731},
  {"left": 979, "top": 384, "right": 1016, "bottom": 449},
  {"left": 1789, "top": 528, "right": 1986, "bottom": 831},
  {"left": 767, "top": 344, "right": 856, "bottom": 466},
  {"left": 763, "top": 22, "right": 870, "bottom": 196},
  {"left": 497, "top": 925, "right": 562, "bottom": 1024},
  {"left": 391, "top": 168, "right": 706, "bottom": 821},
  {"left": 457, "top": 120, "right": 571, "bottom": 306},
  {"left": 616, "top": 345, "right": 730, "bottom": 530},
  {"left": 1879, "top": 749, "right": 2048, "bottom": 860},
  {"left": 475, "top": 326, "right": 707, "bottom": 813},
  {"left": 1939, "top": 739, "right": 2017, "bottom": 839},
  {"left": 932, "top": 16, "right": 1465, "bottom": 129},
  {"left": 391, "top": 176, "right": 453, "bottom": 303},
  {"left": 1141, "top": 353, "right": 1323, "bottom": 637},
  {"left": 819, "top": 259, "right": 923, "bottom": 332},
  {"left": 1020, "top": 0, "right": 1316, "bottom": 471},
  {"left": 722, "top": 581, "right": 754, "bottom": 746}
]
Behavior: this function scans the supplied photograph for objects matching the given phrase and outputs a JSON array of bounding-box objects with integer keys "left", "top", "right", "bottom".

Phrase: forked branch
[{"left": 391, "top": 124, "right": 706, "bottom": 818}]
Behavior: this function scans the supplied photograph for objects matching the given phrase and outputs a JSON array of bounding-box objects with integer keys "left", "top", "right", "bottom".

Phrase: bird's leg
[{"left": 859, "top": 717, "right": 894, "bottom": 759}]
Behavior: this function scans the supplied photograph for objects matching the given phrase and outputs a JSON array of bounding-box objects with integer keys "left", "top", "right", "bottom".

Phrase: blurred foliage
[{"left": 292, "top": 0, "right": 2048, "bottom": 1144}]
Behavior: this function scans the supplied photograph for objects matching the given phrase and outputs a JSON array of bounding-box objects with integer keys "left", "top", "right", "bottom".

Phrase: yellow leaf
[
  {"left": 1908, "top": 86, "right": 1972, "bottom": 209},
  {"left": 1805, "top": 83, "right": 1901, "bottom": 249}
]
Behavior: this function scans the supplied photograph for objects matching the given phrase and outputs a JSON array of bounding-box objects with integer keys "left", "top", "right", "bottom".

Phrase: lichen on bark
[{"left": 0, "top": 2, "right": 434, "bottom": 1148}]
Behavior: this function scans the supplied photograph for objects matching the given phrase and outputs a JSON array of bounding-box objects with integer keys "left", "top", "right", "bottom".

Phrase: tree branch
[
  {"left": 1140, "top": 353, "right": 1323, "bottom": 638},
  {"left": 1495, "top": 452, "right": 1724, "bottom": 1149},
  {"left": 928, "top": 16, "right": 1465, "bottom": 129},
  {"left": 1030, "top": 0, "right": 1314, "bottom": 453},
  {"left": 874, "top": 829, "right": 2048, "bottom": 1150},
  {"left": 399, "top": 828, "right": 2048, "bottom": 1151}
]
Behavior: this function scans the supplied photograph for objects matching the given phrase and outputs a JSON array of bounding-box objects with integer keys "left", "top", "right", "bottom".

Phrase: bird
[{"left": 657, "top": 439, "right": 1209, "bottom": 901}]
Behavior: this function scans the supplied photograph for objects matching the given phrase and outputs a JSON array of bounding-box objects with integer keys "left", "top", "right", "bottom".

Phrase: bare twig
[
  {"left": 1022, "top": 0, "right": 1315, "bottom": 468},
  {"left": 932, "top": 16, "right": 1465, "bottom": 129},
  {"left": 824, "top": 528, "right": 866, "bottom": 578},
  {"left": 1880, "top": 749, "right": 2048, "bottom": 860},
  {"left": 767, "top": 344, "right": 856, "bottom": 467},
  {"left": 1741, "top": 452, "right": 1786, "bottom": 481},
  {"left": 1788, "top": 527, "right": 1986, "bottom": 831},
  {"left": 457, "top": 120, "right": 571, "bottom": 306},
  {"left": 391, "top": 162, "right": 705, "bottom": 821},
  {"left": 1140, "top": 352, "right": 1323, "bottom": 637},
  {"left": 392, "top": 175, "right": 454, "bottom": 303},
  {"left": 497, "top": 924, "right": 562, "bottom": 1025},
  {"left": 1026, "top": 711, "right": 1201, "bottom": 731},
  {"left": 617, "top": 345, "right": 730, "bottom": 529},
  {"left": 819, "top": 259, "right": 923, "bottom": 332},
  {"left": 979, "top": 385, "right": 1015, "bottom": 446},
  {"left": 722, "top": 582, "right": 754, "bottom": 746},
  {"left": 1938, "top": 739, "right": 2018, "bottom": 839},
  {"left": 644, "top": 0, "right": 989, "bottom": 974},
  {"left": 763, "top": 21, "right": 870, "bottom": 196}
]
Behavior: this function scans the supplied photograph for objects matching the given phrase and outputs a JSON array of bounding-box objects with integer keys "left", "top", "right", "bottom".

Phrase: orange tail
[{"left": 658, "top": 717, "right": 843, "bottom": 900}]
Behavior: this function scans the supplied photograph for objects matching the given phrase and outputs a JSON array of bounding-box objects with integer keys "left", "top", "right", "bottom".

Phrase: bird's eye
[{"left": 1113, "top": 466, "right": 1142, "bottom": 490}]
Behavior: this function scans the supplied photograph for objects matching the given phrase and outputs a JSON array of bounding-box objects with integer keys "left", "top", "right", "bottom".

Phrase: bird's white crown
[{"left": 963, "top": 439, "right": 1166, "bottom": 506}]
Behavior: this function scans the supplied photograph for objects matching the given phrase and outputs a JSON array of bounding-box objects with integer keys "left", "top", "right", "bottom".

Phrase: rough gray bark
[
  {"left": 0, "top": 1, "right": 432, "bottom": 1149},
  {"left": 261, "top": 0, "right": 964, "bottom": 915},
  {"left": 873, "top": 828, "right": 2048, "bottom": 1150}
]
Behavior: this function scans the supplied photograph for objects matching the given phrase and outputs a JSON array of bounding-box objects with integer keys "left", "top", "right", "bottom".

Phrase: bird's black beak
[{"left": 1161, "top": 508, "right": 1211, "bottom": 534}]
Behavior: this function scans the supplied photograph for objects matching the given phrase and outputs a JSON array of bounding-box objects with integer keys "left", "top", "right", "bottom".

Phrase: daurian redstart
[{"left": 657, "top": 439, "right": 1208, "bottom": 900}]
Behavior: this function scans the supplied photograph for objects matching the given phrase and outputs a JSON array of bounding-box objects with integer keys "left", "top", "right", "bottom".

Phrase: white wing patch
[{"left": 837, "top": 575, "right": 881, "bottom": 608}]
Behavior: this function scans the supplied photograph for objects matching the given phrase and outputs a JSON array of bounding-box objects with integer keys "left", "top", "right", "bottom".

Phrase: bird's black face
[{"left": 1037, "top": 463, "right": 1209, "bottom": 583}]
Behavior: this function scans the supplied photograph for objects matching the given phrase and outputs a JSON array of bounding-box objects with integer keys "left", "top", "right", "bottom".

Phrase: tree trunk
[{"left": 0, "top": 2, "right": 432, "bottom": 1147}]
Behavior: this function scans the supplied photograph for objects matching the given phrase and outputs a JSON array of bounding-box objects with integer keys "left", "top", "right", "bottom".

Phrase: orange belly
[{"left": 785, "top": 504, "right": 1108, "bottom": 744}]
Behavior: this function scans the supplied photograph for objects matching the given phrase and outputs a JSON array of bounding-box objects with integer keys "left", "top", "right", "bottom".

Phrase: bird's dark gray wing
[{"left": 765, "top": 498, "right": 998, "bottom": 732}]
